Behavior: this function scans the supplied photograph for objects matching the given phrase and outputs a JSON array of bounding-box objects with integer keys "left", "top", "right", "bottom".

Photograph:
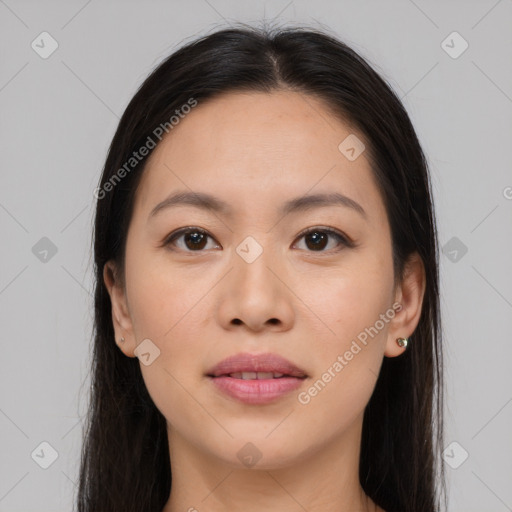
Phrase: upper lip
[{"left": 207, "top": 352, "right": 307, "bottom": 378}]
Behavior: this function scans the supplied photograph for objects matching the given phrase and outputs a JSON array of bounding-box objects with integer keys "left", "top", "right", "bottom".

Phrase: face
[{"left": 105, "top": 90, "right": 425, "bottom": 471}]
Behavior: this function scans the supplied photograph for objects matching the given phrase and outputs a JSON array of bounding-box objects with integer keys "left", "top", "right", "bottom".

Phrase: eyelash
[{"left": 162, "top": 226, "right": 353, "bottom": 253}]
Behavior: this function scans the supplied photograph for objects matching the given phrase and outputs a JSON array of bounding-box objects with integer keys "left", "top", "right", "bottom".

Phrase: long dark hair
[{"left": 78, "top": 23, "right": 445, "bottom": 512}]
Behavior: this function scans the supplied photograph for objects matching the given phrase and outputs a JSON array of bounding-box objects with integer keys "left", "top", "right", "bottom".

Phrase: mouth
[
  {"left": 216, "top": 371, "right": 301, "bottom": 380},
  {"left": 206, "top": 352, "right": 307, "bottom": 405},
  {"left": 206, "top": 352, "right": 308, "bottom": 379}
]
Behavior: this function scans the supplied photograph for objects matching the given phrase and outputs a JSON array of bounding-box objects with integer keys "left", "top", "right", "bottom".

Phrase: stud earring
[
  {"left": 120, "top": 337, "right": 125, "bottom": 343},
  {"left": 396, "top": 337, "right": 408, "bottom": 348}
]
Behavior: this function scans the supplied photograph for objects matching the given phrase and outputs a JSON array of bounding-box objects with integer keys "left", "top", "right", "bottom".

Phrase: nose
[{"left": 215, "top": 244, "right": 295, "bottom": 333}]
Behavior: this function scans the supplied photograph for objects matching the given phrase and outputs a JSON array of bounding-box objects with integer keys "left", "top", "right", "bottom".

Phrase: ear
[
  {"left": 103, "top": 260, "right": 136, "bottom": 358},
  {"left": 384, "top": 251, "right": 426, "bottom": 357}
]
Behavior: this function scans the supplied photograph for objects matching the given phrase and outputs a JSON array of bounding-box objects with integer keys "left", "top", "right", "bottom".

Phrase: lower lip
[{"left": 209, "top": 375, "right": 305, "bottom": 405}]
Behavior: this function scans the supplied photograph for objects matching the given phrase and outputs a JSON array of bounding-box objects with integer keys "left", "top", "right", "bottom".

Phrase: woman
[{"left": 78, "top": 24, "right": 445, "bottom": 512}]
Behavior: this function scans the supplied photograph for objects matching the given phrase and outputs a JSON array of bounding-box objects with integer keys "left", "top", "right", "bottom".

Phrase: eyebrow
[{"left": 148, "top": 190, "right": 367, "bottom": 220}]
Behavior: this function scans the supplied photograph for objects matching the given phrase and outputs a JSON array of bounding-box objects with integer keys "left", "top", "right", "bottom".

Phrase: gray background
[{"left": 1, "top": 1, "right": 511, "bottom": 511}]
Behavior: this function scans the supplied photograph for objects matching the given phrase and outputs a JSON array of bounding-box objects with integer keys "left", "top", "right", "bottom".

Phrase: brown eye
[
  {"left": 305, "top": 231, "right": 328, "bottom": 250},
  {"left": 163, "top": 226, "right": 351, "bottom": 253},
  {"left": 183, "top": 231, "right": 207, "bottom": 250},
  {"left": 294, "top": 227, "right": 350, "bottom": 252},
  {"left": 164, "top": 228, "right": 220, "bottom": 252}
]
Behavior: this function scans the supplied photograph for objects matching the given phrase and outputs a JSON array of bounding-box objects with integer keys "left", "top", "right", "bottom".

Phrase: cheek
[
  {"left": 124, "top": 254, "right": 211, "bottom": 400},
  {"left": 125, "top": 249, "right": 202, "bottom": 340},
  {"left": 126, "top": 259, "right": 212, "bottom": 429},
  {"left": 292, "top": 252, "right": 393, "bottom": 423},
  {"left": 298, "top": 356, "right": 379, "bottom": 442},
  {"left": 295, "top": 280, "right": 389, "bottom": 431},
  {"left": 296, "top": 253, "right": 394, "bottom": 347}
]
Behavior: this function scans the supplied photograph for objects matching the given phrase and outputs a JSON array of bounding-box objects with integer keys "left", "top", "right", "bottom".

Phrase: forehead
[{"left": 134, "top": 90, "right": 386, "bottom": 223}]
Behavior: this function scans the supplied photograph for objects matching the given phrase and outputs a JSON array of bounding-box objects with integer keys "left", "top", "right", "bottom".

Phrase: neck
[{"left": 162, "top": 414, "right": 382, "bottom": 512}]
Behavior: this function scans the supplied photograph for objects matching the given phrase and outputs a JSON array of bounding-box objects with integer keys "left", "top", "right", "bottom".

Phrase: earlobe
[
  {"left": 384, "top": 252, "right": 426, "bottom": 357},
  {"left": 103, "top": 261, "right": 136, "bottom": 358}
]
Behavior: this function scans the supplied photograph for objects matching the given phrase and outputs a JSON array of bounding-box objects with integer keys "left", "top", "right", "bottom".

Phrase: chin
[{"left": 204, "top": 432, "right": 311, "bottom": 471}]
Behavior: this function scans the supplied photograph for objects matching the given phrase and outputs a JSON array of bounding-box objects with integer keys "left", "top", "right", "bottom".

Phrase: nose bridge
[
  {"left": 215, "top": 233, "right": 294, "bottom": 331},
  {"left": 232, "top": 233, "right": 279, "bottom": 294}
]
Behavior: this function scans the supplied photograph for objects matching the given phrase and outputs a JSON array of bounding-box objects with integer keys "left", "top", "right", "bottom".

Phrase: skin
[{"left": 104, "top": 90, "right": 426, "bottom": 512}]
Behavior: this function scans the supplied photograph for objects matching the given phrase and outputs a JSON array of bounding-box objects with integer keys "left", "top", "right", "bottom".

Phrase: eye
[
  {"left": 163, "top": 227, "right": 220, "bottom": 252},
  {"left": 293, "top": 226, "right": 351, "bottom": 252},
  {"left": 162, "top": 226, "right": 352, "bottom": 253}
]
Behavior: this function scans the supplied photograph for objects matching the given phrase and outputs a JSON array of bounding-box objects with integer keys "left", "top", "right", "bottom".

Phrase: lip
[
  {"left": 206, "top": 352, "right": 307, "bottom": 405},
  {"left": 207, "top": 352, "right": 307, "bottom": 378}
]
